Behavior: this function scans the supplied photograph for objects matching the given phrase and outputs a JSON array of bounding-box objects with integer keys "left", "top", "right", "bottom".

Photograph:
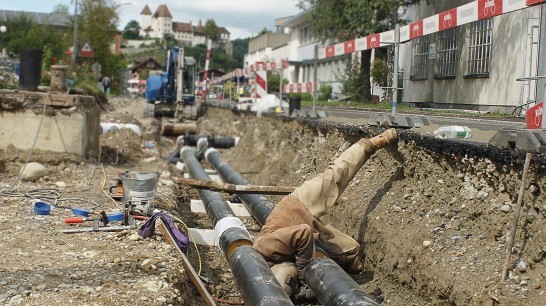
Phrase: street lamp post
[{"left": 71, "top": 0, "right": 78, "bottom": 71}]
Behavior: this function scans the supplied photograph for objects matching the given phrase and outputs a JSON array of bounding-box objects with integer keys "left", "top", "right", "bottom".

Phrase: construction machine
[{"left": 145, "top": 46, "right": 196, "bottom": 118}]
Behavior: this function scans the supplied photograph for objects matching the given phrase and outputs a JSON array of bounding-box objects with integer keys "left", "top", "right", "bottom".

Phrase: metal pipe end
[
  {"left": 180, "top": 146, "right": 194, "bottom": 156},
  {"left": 176, "top": 135, "right": 185, "bottom": 146},
  {"left": 205, "top": 148, "right": 218, "bottom": 161}
]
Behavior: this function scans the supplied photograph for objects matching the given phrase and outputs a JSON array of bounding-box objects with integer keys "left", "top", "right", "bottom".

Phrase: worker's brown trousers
[{"left": 290, "top": 138, "right": 376, "bottom": 267}]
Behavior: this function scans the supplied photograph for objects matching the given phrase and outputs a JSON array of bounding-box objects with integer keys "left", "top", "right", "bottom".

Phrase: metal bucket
[{"left": 121, "top": 171, "right": 160, "bottom": 215}]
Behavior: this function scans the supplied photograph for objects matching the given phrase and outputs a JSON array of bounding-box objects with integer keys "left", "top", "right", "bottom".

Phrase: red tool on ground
[{"left": 65, "top": 217, "right": 94, "bottom": 224}]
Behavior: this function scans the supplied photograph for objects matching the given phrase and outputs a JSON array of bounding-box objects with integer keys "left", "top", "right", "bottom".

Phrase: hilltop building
[{"left": 139, "top": 4, "right": 231, "bottom": 47}]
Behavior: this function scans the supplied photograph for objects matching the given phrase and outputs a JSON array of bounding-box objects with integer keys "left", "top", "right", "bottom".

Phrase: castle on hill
[{"left": 139, "top": 4, "right": 231, "bottom": 46}]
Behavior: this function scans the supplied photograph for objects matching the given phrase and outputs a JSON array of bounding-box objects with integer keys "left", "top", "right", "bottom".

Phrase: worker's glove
[{"left": 294, "top": 284, "right": 315, "bottom": 300}]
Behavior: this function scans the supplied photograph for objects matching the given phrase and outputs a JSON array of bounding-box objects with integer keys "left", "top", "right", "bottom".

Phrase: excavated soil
[
  {"left": 200, "top": 107, "right": 546, "bottom": 305},
  {"left": 0, "top": 97, "right": 545, "bottom": 306}
]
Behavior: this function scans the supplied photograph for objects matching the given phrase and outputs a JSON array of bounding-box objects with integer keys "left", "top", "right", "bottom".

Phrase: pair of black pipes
[
  {"left": 204, "top": 148, "right": 379, "bottom": 306},
  {"left": 180, "top": 147, "right": 293, "bottom": 306}
]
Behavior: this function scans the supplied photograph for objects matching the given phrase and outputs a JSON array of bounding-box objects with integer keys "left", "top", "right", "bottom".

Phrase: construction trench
[{"left": 0, "top": 96, "right": 546, "bottom": 305}]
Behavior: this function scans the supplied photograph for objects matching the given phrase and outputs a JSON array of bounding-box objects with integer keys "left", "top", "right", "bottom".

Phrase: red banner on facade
[
  {"left": 344, "top": 40, "right": 355, "bottom": 54},
  {"left": 439, "top": 8, "right": 458, "bottom": 31},
  {"left": 305, "top": 82, "right": 313, "bottom": 93},
  {"left": 367, "top": 34, "right": 380, "bottom": 49},
  {"left": 526, "top": 102, "right": 543, "bottom": 129},
  {"left": 478, "top": 0, "right": 503, "bottom": 20},
  {"left": 325, "top": 45, "right": 335, "bottom": 58},
  {"left": 409, "top": 20, "right": 424, "bottom": 39},
  {"left": 297, "top": 83, "right": 302, "bottom": 93},
  {"left": 527, "top": 0, "right": 546, "bottom": 6}
]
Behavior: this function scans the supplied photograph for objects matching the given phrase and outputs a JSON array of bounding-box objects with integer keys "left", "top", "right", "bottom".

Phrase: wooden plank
[
  {"left": 190, "top": 199, "right": 251, "bottom": 217},
  {"left": 187, "top": 228, "right": 217, "bottom": 246},
  {"left": 156, "top": 219, "right": 216, "bottom": 306},
  {"left": 174, "top": 177, "right": 294, "bottom": 195}
]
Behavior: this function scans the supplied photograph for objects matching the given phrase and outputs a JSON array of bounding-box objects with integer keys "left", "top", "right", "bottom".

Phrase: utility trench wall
[{"left": 199, "top": 107, "right": 546, "bottom": 305}]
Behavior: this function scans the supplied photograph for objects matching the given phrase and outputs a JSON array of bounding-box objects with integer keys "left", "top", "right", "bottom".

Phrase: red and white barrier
[
  {"left": 211, "top": 60, "right": 289, "bottom": 85},
  {"left": 284, "top": 82, "right": 315, "bottom": 94},
  {"left": 318, "top": 0, "right": 545, "bottom": 59}
]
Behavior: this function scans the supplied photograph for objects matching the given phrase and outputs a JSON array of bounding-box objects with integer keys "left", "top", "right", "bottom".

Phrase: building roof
[
  {"left": 140, "top": 5, "right": 152, "bottom": 15},
  {"left": 142, "top": 25, "right": 152, "bottom": 32},
  {"left": 0, "top": 9, "right": 71, "bottom": 28},
  {"left": 153, "top": 4, "right": 173, "bottom": 19},
  {"left": 173, "top": 22, "right": 193, "bottom": 33},
  {"left": 218, "top": 27, "right": 230, "bottom": 35},
  {"left": 129, "top": 58, "right": 163, "bottom": 72}
]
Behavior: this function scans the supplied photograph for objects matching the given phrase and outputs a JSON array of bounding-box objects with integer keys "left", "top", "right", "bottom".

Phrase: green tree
[
  {"left": 203, "top": 19, "right": 220, "bottom": 41},
  {"left": 297, "top": 0, "right": 420, "bottom": 102},
  {"left": 259, "top": 27, "right": 271, "bottom": 36},
  {"left": 78, "top": 0, "right": 120, "bottom": 77},
  {"left": 2, "top": 13, "right": 67, "bottom": 59},
  {"left": 122, "top": 20, "right": 140, "bottom": 39},
  {"left": 52, "top": 3, "right": 70, "bottom": 15}
]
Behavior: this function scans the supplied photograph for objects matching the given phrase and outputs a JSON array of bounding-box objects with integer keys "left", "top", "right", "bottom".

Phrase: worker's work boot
[{"left": 369, "top": 128, "right": 398, "bottom": 150}]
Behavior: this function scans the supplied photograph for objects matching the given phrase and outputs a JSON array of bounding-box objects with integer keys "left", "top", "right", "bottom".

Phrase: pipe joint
[{"left": 205, "top": 147, "right": 219, "bottom": 161}]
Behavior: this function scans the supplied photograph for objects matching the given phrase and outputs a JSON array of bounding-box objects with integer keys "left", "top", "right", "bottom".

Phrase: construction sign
[
  {"left": 526, "top": 102, "right": 543, "bottom": 130},
  {"left": 79, "top": 41, "right": 94, "bottom": 57}
]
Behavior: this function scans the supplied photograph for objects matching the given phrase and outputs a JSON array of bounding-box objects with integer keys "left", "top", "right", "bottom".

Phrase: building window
[
  {"left": 466, "top": 19, "right": 493, "bottom": 76},
  {"left": 436, "top": 28, "right": 458, "bottom": 78},
  {"left": 411, "top": 35, "right": 430, "bottom": 80}
]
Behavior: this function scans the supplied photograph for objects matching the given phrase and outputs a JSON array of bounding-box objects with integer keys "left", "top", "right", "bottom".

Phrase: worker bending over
[{"left": 253, "top": 128, "right": 398, "bottom": 296}]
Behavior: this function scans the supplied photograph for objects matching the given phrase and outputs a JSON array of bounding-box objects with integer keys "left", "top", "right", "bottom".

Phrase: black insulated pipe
[
  {"left": 180, "top": 147, "right": 293, "bottom": 306},
  {"left": 205, "top": 148, "right": 274, "bottom": 226},
  {"left": 179, "top": 135, "right": 239, "bottom": 149},
  {"left": 204, "top": 149, "right": 379, "bottom": 306},
  {"left": 306, "top": 258, "right": 379, "bottom": 306}
]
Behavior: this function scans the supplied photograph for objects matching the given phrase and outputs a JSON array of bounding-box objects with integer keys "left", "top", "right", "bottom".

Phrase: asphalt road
[{"left": 313, "top": 106, "right": 528, "bottom": 144}]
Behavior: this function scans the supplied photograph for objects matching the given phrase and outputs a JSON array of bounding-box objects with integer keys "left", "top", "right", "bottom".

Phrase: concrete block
[
  {"left": 489, "top": 128, "right": 546, "bottom": 152},
  {"left": 0, "top": 90, "right": 100, "bottom": 158}
]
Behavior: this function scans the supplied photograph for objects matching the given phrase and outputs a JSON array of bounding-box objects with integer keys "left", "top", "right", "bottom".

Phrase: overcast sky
[{"left": 3, "top": 0, "right": 302, "bottom": 39}]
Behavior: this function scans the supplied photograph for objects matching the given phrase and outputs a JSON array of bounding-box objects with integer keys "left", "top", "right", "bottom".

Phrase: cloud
[{"left": 119, "top": 0, "right": 301, "bottom": 39}]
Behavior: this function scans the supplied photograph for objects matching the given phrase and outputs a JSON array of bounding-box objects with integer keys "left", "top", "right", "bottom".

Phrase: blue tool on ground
[
  {"left": 72, "top": 208, "right": 90, "bottom": 217},
  {"left": 34, "top": 202, "right": 51, "bottom": 215}
]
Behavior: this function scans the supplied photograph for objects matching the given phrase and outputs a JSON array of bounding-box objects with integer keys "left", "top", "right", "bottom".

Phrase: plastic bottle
[{"left": 433, "top": 126, "right": 472, "bottom": 139}]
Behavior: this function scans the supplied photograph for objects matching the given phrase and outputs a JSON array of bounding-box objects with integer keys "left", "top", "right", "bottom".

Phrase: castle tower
[
  {"left": 139, "top": 5, "right": 152, "bottom": 37},
  {"left": 153, "top": 4, "right": 173, "bottom": 38}
]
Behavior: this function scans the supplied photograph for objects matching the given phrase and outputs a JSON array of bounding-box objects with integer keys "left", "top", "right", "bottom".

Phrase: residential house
[{"left": 128, "top": 58, "right": 163, "bottom": 79}]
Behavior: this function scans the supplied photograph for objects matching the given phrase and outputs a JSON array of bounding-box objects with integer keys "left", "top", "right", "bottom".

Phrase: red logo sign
[
  {"left": 478, "top": 0, "right": 502, "bottom": 20},
  {"left": 410, "top": 21, "right": 423, "bottom": 39},
  {"left": 325, "top": 45, "right": 335, "bottom": 58},
  {"left": 527, "top": 0, "right": 546, "bottom": 6},
  {"left": 270, "top": 62, "right": 277, "bottom": 70},
  {"left": 526, "top": 102, "right": 543, "bottom": 129},
  {"left": 305, "top": 82, "right": 313, "bottom": 93},
  {"left": 344, "top": 40, "right": 355, "bottom": 54},
  {"left": 289, "top": 84, "right": 294, "bottom": 93},
  {"left": 439, "top": 8, "right": 458, "bottom": 31},
  {"left": 283, "top": 60, "right": 289, "bottom": 69},
  {"left": 297, "top": 83, "right": 302, "bottom": 93},
  {"left": 367, "top": 34, "right": 380, "bottom": 49}
]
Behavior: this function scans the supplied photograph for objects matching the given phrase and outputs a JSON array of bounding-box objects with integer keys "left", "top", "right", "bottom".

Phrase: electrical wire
[
  {"left": 167, "top": 212, "right": 203, "bottom": 276},
  {"left": 211, "top": 297, "right": 244, "bottom": 305},
  {"left": 3, "top": 92, "right": 51, "bottom": 192},
  {"left": 100, "top": 163, "right": 122, "bottom": 210}
]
